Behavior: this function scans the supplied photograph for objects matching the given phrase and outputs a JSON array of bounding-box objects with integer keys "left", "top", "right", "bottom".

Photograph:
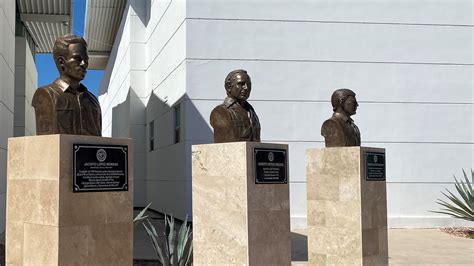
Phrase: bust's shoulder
[
  {"left": 84, "top": 89, "right": 100, "bottom": 102},
  {"left": 32, "top": 83, "right": 57, "bottom": 102},
  {"left": 321, "top": 117, "right": 343, "bottom": 132},
  {"left": 210, "top": 103, "right": 232, "bottom": 126},
  {"left": 36, "top": 83, "right": 55, "bottom": 92},
  {"left": 322, "top": 116, "right": 339, "bottom": 125},
  {"left": 35, "top": 82, "right": 62, "bottom": 95},
  {"left": 211, "top": 104, "right": 229, "bottom": 117}
]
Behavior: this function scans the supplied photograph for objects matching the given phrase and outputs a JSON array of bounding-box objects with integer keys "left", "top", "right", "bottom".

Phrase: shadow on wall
[
  {"left": 111, "top": 91, "right": 131, "bottom": 138},
  {"left": 98, "top": 1, "right": 130, "bottom": 97},
  {"left": 110, "top": 89, "right": 147, "bottom": 206},
  {"left": 131, "top": 0, "right": 151, "bottom": 27},
  {"left": 145, "top": 92, "right": 213, "bottom": 220}
]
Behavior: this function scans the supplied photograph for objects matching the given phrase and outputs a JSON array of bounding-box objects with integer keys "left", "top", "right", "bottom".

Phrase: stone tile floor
[
  {"left": 1, "top": 215, "right": 472, "bottom": 265},
  {"left": 134, "top": 229, "right": 474, "bottom": 265},
  {"left": 289, "top": 229, "right": 474, "bottom": 265},
  {"left": 133, "top": 211, "right": 474, "bottom": 265}
]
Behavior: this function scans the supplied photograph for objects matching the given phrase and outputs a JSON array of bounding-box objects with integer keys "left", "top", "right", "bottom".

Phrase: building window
[
  {"left": 174, "top": 104, "right": 181, "bottom": 144},
  {"left": 149, "top": 121, "right": 154, "bottom": 151}
]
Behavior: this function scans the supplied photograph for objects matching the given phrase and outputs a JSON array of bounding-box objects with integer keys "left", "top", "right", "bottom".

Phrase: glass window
[
  {"left": 149, "top": 120, "right": 154, "bottom": 151},
  {"left": 174, "top": 104, "right": 181, "bottom": 144}
]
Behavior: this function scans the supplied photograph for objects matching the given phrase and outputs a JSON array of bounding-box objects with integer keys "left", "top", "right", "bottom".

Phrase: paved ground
[
  {"left": 134, "top": 212, "right": 474, "bottom": 265},
  {"left": 387, "top": 229, "right": 473, "bottom": 265},
  {"left": 289, "top": 229, "right": 474, "bottom": 265},
  {"left": 1, "top": 215, "right": 472, "bottom": 265}
]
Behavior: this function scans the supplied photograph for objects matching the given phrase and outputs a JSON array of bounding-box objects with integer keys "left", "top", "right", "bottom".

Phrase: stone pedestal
[
  {"left": 6, "top": 135, "right": 133, "bottom": 265},
  {"left": 306, "top": 147, "right": 388, "bottom": 265},
  {"left": 192, "top": 142, "right": 291, "bottom": 265}
]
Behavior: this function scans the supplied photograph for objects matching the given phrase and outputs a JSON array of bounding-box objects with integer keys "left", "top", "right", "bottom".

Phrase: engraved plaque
[
  {"left": 365, "top": 152, "right": 386, "bottom": 181},
  {"left": 73, "top": 144, "right": 128, "bottom": 192},
  {"left": 254, "top": 148, "right": 288, "bottom": 184}
]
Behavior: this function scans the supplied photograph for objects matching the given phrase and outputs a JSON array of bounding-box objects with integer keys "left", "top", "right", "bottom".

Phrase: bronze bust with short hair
[
  {"left": 32, "top": 34, "right": 101, "bottom": 136},
  {"left": 321, "top": 88, "right": 361, "bottom": 147},
  {"left": 210, "top": 69, "right": 261, "bottom": 143}
]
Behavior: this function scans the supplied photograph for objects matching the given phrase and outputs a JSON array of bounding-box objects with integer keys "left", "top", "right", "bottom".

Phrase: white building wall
[
  {"left": 99, "top": 0, "right": 473, "bottom": 227},
  {"left": 0, "top": 0, "right": 16, "bottom": 233},
  {"left": 145, "top": 0, "right": 189, "bottom": 219},
  {"left": 184, "top": 0, "right": 473, "bottom": 228},
  {"left": 99, "top": 0, "right": 148, "bottom": 207},
  {"left": 14, "top": 36, "right": 37, "bottom": 137},
  {"left": 99, "top": 0, "right": 188, "bottom": 215}
]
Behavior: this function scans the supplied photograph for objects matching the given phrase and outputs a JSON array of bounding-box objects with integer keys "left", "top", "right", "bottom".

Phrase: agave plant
[
  {"left": 431, "top": 169, "right": 473, "bottom": 222},
  {"left": 134, "top": 203, "right": 193, "bottom": 265}
]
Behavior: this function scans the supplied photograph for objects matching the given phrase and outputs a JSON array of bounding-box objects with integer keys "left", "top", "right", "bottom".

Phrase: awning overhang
[
  {"left": 16, "top": 0, "right": 73, "bottom": 53},
  {"left": 84, "top": 0, "right": 127, "bottom": 70}
]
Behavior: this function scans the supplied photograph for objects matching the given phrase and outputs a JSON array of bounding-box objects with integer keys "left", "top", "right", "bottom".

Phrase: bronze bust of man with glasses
[
  {"left": 210, "top": 69, "right": 261, "bottom": 143},
  {"left": 321, "top": 88, "right": 361, "bottom": 147},
  {"left": 32, "top": 34, "right": 101, "bottom": 136}
]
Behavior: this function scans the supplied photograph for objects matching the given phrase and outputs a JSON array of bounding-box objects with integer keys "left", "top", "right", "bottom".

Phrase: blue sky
[{"left": 35, "top": 0, "right": 104, "bottom": 96}]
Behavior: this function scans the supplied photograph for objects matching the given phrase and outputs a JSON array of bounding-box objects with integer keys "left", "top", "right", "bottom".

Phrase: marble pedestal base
[
  {"left": 6, "top": 135, "right": 133, "bottom": 265},
  {"left": 192, "top": 142, "right": 291, "bottom": 265},
  {"left": 306, "top": 147, "right": 388, "bottom": 265}
]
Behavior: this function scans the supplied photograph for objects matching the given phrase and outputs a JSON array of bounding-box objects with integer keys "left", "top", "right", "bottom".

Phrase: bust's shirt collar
[
  {"left": 54, "top": 78, "right": 85, "bottom": 93},
  {"left": 333, "top": 112, "right": 353, "bottom": 123},
  {"left": 224, "top": 96, "right": 237, "bottom": 108}
]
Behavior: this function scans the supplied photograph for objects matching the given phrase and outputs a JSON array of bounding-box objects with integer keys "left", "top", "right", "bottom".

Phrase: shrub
[
  {"left": 134, "top": 203, "right": 193, "bottom": 265},
  {"left": 431, "top": 169, "right": 473, "bottom": 222}
]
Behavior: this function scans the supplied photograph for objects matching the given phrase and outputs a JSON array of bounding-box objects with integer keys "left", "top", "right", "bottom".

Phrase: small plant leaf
[
  {"left": 147, "top": 219, "right": 159, "bottom": 238},
  {"left": 453, "top": 177, "right": 470, "bottom": 206},
  {"left": 185, "top": 235, "right": 193, "bottom": 265},
  {"left": 441, "top": 190, "right": 473, "bottom": 215},
  {"left": 431, "top": 169, "right": 474, "bottom": 222},
  {"left": 168, "top": 215, "right": 178, "bottom": 266},
  {"left": 136, "top": 207, "right": 193, "bottom": 266},
  {"left": 133, "top": 202, "right": 153, "bottom": 223},
  {"left": 437, "top": 197, "right": 471, "bottom": 215},
  {"left": 177, "top": 215, "right": 188, "bottom": 260},
  {"left": 164, "top": 215, "right": 171, "bottom": 263},
  {"left": 142, "top": 221, "right": 165, "bottom": 264}
]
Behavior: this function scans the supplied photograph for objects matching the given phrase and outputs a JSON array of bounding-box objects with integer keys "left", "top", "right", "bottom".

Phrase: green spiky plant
[
  {"left": 431, "top": 169, "right": 473, "bottom": 222},
  {"left": 134, "top": 203, "right": 193, "bottom": 265}
]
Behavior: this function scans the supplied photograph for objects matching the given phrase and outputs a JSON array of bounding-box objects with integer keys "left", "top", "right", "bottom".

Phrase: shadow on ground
[
  {"left": 133, "top": 208, "right": 310, "bottom": 264},
  {"left": 291, "top": 232, "right": 308, "bottom": 262}
]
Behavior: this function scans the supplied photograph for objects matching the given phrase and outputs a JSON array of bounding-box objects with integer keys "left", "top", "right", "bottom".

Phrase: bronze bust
[
  {"left": 210, "top": 69, "right": 261, "bottom": 143},
  {"left": 321, "top": 88, "right": 361, "bottom": 147},
  {"left": 32, "top": 34, "right": 102, "bottom": 136}
]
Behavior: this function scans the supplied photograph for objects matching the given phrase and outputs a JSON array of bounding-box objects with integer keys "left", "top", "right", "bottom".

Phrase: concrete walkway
[
  {"left": 288, "top": 229, "right": 473, "bottom": 265},
  {"left": 1, "top": 217, "right": 472, "bottom": 264},
  {"left": 134, "top": 214, "right": 474, "bottom": 265},
  {"left": 388, "top": 229, "right": 473, "bottom": 265}
]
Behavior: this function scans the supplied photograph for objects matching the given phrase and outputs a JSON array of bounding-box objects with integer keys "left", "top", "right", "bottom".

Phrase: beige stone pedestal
[
  {"left": 6, "top": 135, "right": 133, "bottom": 265},
  {"left": 192, "top": 142, "right": 291, "bottom": 265},
  {"left": 306, "top": 147, "right": 388, "bottom": 265}
]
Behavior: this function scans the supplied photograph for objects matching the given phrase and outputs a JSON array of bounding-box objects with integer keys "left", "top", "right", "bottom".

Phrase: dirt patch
[{"left": 440, "top": 227, "right": 474, "bottom": 239}]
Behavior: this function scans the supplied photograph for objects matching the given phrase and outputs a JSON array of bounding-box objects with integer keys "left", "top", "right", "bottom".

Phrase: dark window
[
  {"left": 174, "top": 104, "right": 181, "bottom": 144},
  {"left": 149, "top": 121, "right": 154, "bottom": 151}
]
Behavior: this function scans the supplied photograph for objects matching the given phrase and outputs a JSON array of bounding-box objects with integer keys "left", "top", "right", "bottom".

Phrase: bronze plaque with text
[
  {"left": 254, "top": 148, "right": 288, "bottom": 184},
  {"left": 73, "top": 144, "right": 128, "bottom": 192},
  {"left": 365, "top": 152, "right": 386, "bottom": 181}
]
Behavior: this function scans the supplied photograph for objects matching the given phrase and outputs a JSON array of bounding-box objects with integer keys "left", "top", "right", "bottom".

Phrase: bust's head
[
  {"left": 224, "top": 69, "right": 252, "bottom": 103},
  {"left": 53, "top": 34, "right": 89, "bottom": 82},
  {"left": 331, "top": 88, "right": 358, "bottom": 116}
]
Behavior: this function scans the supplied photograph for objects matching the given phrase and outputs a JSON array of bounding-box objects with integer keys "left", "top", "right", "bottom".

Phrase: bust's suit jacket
[{"left": 210, "top": 96, "right": 260, "bottom": 143}]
